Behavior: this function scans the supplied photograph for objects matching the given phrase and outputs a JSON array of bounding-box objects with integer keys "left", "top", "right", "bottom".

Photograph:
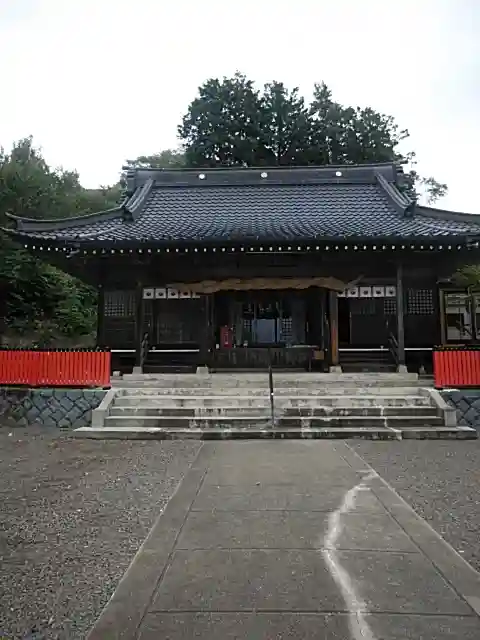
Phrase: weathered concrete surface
[
  {"left": 81, "top": 373, "right": 473, "bottom": 439},
  {"left": 0, "top": 387, "right": 106, "bottom": 428},
  {"left": 87, "top": 441, "right": 480, "bottom": 640}
]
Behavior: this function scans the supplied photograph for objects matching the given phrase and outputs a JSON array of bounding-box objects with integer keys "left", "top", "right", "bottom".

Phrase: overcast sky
[{"left": 1, "top": 0, "right": 479, "bottom": 212}]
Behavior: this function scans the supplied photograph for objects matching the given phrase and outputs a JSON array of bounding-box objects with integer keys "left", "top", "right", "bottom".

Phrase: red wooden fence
[
  {"left": 0, "top": 350, "right": 111, "bottom": 387},
  {"left": 434, "top": 348, "right": 480, "bottom": 388}
]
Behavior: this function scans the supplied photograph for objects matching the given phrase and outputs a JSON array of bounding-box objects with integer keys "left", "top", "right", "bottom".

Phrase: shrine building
[{"left": 7, "top": 163, "right": 480, "bottom": 374}]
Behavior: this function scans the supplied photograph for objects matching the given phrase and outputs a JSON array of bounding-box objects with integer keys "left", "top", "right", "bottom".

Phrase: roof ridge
[
  {"left": 374, "top": 171, "right": 412, "bottom": 215},
  {"left": 132, "top": 163, "right": 399, "bottom": 190},
  {"left": 124, "top": 178, "right": 154, "bottom": 221},
  {"left": 124, "top": 162, "right": 398, "bottom": 173}
]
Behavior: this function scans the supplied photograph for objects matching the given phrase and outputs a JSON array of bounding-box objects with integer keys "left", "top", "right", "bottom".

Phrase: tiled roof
[{"left": 6, "top": 164, "right": 480, "bottom": 246}]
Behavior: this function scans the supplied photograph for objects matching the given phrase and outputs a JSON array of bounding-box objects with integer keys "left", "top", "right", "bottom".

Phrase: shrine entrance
[{"left": 239, "top": 294, "right": 294, "bottom": 346}]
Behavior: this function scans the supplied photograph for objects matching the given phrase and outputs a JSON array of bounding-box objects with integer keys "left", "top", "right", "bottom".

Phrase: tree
[
  {"left": 179, "top": 73, "right": 263, "bottom": 167},
  {"left": 124, "top": 148, "right": 186, "bottom": 171},
  {"left": 452, "top": 264, "right": 480, "bottom": 289},
  {"left": 0, "top": 137, "right": 120, "bottom": 223},
  {"left": 121, "top": 149, "right": 187, "bottom": 188},
  {"left": 256, "top": 81, "right": 312, "bottom": 166},
  {"left": 0, "top": 137, "right": 118, "bottom": 345},
  {"left": 179, "top": 74, "right": 447, "bottom": 203}
]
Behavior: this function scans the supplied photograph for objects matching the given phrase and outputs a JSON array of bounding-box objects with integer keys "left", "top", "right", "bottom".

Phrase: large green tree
[
  {"left": 0, "top": 138, "right": 118, "bottom": 345},
  {"left": 179, "top": 73, "right": 447, "bottom": 203}
]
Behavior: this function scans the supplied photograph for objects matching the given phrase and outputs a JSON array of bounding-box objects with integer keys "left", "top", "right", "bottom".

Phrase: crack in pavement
[{"left": 322, "top": 470, "right": 377, "bottom": 640}]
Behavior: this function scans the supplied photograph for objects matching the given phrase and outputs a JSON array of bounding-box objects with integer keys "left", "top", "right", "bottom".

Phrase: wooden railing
[
  {"left": 0, "top": 349, "right": 111, "bottom": 387},
  {"left": 433, "top": 346, "right": 480, "bottom": 388}
]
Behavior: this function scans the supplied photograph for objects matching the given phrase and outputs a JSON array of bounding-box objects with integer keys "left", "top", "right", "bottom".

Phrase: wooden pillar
[
  {"left": 198, "top": 294, "right": 212, "bottom": 372},
  {"left": 96, "top": 286, "right": 105, "bottom": 347},
  {"left": 209, "top": 293, "right": 216, "bottom": 360},
  {"left": 396, "top": 262, "right": 406, "bottom": 371},
  {"left": 438, "top": 288, "right": 446, "bottom": 345},
  {"left": 468, "top": 288, "right": 478, "bottom": 342},
  {"left": 134, "top": 284, "right": 145, "bottom": 371},
  {"left": 329, "top": 290, "right": 341, "bottom": 372},
  {"left": 0, "top": 281, "right": 6, "bottom": 346},
  {"left": 96, "top": 259, "right": 106, "bottom": 347}
]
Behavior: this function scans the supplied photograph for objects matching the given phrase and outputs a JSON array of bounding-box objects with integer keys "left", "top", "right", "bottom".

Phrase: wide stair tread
[
  {"left": 75, "top": 425, "right": 476, "bottom": 440},
  {"left": 115, "top": 386, "right": 429, "bottom": 395},
  {"left": 92, "top": 372, "right": 477, "bottom": 440},
  {"left": 114, "top": 395, "right": 431, "bottom": 407},
  {"left": 110, "top": 406, "right": 436, "bottom": 416},
  {"left": 104, "top": 415, "right": 444, "bottom": 426}
]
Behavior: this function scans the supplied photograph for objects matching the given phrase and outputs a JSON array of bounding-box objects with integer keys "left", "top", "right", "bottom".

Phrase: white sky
[{"left": 0, "top": 0, "right": 479, "bottom": 212}]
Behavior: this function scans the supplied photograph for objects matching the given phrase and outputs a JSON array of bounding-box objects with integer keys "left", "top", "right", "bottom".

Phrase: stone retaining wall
[
  {"left": 442, "top": 390, "right": 480, "bottom": 431},
  {"left": 0, "top": 388, "right": 106, "bottom": 429}
]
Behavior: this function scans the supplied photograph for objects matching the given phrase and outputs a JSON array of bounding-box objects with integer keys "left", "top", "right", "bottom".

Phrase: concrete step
[
  {"left": 114, "top": 394, "right": 432, "bottom": 409},
  {"left": 278, "top": 415, "right": 444, "bottom": 427},
  {"left": 74, "top": 425, "right": 477, "bottom": 441},
  {"left": 122, "top": 372, "right": 419, "bottom": 380},
  {"left": 113, "top": 382, "right": 429, "bottom": 391},
  {"left": 143, "top": 365, "right": 196, "bottom": 374},
  {"left": 117, "top": 373, "right": 419, "bottom": 388},
  {"left": 104, "top": 414, "right": 444, "bottom": 429},
  {"left": 116, "top": 386, "right": 428, "bottom": 396},
  {"left": 281, "top": 406, "right": 437, "bottom": 417},
  {"left": 110, "top": 406, "right": 271, "bottom": 418},
  {"left": 340, "top": 366, "right": 397, "bottom": 373},
  {"left": 75, "top": 426, "right": 402, "bottom": 440},
  {"left": 400, "top": 427, "right": 477, "bottom": 439},
  {"left": 109, "top": 406, "right": 437, "bottom": 418},
  {"left": 105, "top": 416, "right": 272, "bottom": 429}
]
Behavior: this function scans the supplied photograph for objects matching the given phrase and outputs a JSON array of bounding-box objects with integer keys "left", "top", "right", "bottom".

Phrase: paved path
[{"left": 87, "top": 441, "right": 480, "bottom": 639}]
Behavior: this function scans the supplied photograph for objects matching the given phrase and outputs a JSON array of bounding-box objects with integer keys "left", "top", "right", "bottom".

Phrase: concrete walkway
[{"left": 87, "top": 441, "right": 480, "bottom": 639}]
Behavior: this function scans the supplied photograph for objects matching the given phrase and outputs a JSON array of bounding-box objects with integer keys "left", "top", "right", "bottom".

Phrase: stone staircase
[{"left": 74, "top": 372, "right": 476, "bottom": 440}]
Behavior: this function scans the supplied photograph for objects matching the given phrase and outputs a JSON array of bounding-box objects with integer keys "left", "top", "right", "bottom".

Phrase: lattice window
[
  {"left": 104, "top": 290, "right": 135, "bottom": 317},
  {"left": 407, "top": 289, "right": 434, "bottom": 315},
  {"left": 280, "top": 317, "right": 293, "bottom": 343},
  {"left": 384, "top": 299, "right": 397, "bottom": 315},
  {"left": 242, "top": 318, "right": 253, "bottom": 342},
  {"left": 350, "top": 299, "right": 376, "bottom": 315}
]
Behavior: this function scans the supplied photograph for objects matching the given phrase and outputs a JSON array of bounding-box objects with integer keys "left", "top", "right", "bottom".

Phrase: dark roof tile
[{"left": 6, "top": 166, "right": 480, "bottom": 245}]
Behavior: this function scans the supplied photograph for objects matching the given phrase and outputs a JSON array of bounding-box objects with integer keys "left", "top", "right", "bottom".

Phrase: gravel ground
[
  {"left": 0, "top": 427, "right": 201, "bottom": 640},
  {"left": 352, "top": 439, "right": 480, "bottom": 573}
]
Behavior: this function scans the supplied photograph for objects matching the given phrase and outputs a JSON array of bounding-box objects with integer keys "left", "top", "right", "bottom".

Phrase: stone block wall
[
  {"left": 0, "top": 388, "right": 106, "bottom": 429},
  {"left": 442, "top": 390, "right": 480, "bottom": 431}
]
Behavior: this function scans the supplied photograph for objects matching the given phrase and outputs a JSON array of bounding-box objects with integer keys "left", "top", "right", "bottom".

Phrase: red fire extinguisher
[{"left": 220, "top": 326, "right": 233, "bottom": 349}]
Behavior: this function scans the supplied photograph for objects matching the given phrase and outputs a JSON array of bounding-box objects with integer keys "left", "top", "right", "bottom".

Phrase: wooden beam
[
  {"left": 96, "top": 286, "right": 105, "bottom": 347},
  {"left": 328, "top": 290, "right": 340, "bottom": 370},
  {"left": 199, "top": 294, "right": 213, "bottom": 369},
  {"left": 96, "top": 259, "right": 106, "bottom": 347},
  {"left": 396, "top": 262, "right": 406, "bottom": 368},
  {"left": 438, "top": 287, "right": 446, "bottom": 345},
  {"left": 134, "top": 284, "right": 145, "bottom": 370}
]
